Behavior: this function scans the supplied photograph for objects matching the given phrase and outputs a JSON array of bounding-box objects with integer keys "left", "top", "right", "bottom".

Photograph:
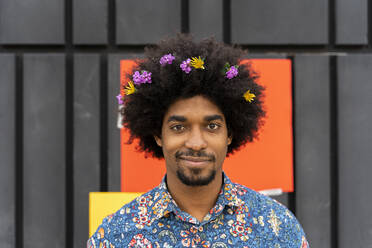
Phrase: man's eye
[
  {"left": 207, "top": 123, "right": 220, "bottom": 130},
  {"left": 170, "top": 125, "right": 185, "bottom": 132}
]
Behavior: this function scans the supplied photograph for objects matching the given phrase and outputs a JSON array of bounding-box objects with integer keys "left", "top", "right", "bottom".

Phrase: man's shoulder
[
  {"left": 100, "top": 187, "right": 158, "bottom": 227},
  {"left": 87, "top": 188, "right": 158, "bottom": 247},
  {"left": 232, "top": 182, "right": 309, "bottom": 247},
  {"left": 232, "top": 181, "right": 287, "bottom": 211},
  {"left": 230, "top": 181, "right": 284, "bottom": 210}
]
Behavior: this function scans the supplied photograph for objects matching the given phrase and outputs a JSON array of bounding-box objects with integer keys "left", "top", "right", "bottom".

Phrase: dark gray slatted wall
[
  {"left": 0, "top": 55, "right": 15, "bottom": 248},
  {"left": 73, "top": 55, "right": 101, "bottom": 247},
  {"left": 1, "top": 1, "right": 372, "bottom": 248},
  {"left": 337, "top": 55, "right": 372, "bottom": 247},
  {"left": 23, "top": 55, "right": 66, "bottom": 247}
]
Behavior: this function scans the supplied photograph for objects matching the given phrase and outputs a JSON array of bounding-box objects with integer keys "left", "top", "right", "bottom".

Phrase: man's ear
[
  {"left": 227, "top": 135, "right": 232, "bottom": 146},
  {"left": 154, "top": 135, "right": 162, "bottom": 147}
]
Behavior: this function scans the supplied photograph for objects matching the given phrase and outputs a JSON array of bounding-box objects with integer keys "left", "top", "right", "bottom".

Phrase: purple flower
[
  {"left": 133, "top": 71, "right": 143, "bottom": 84},
  {"left": 226, "top": 66, "right": 238, "bottom": 79},
  {"left": 116, "top": 94, "right": 124, "bottom": 105},
  {"left": 180, "top": 59, "right": 192, "bottom": 74},
  {"left": 141, "top": 71, "right": 152, "bottom": 83},
  {"left": 160, "top": 53, "right": 175, "bottom": 66},
  {"left": 132, "top": 70, "right": 152, "bottom": 84}
]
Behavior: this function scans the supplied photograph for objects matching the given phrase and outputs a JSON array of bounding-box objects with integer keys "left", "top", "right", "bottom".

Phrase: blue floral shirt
[{"left": 88, "top": 174, "right": 309, "bottom": 248}]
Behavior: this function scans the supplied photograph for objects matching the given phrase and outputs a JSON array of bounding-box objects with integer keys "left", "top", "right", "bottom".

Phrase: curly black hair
[{"left": 121, "top": 34, "right": 265, "bottom": 158}]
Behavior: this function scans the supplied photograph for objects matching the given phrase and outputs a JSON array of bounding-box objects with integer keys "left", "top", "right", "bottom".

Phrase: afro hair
[{"left": 121, "top": 34, "right": 265, "bottom": 158}]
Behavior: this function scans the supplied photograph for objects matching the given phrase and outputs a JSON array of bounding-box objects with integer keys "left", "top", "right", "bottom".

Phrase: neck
[{"left": 166, "top": 171, "right": 223, "bottom": 222}]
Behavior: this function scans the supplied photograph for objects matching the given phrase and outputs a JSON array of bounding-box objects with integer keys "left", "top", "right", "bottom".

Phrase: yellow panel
[{"left": 89, "top": 192, "right": 143, "bottom": 237}]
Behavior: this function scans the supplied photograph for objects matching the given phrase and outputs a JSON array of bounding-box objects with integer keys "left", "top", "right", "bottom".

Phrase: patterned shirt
[{"left": 88, "top": 174, "right": 309, "bottom": 248}]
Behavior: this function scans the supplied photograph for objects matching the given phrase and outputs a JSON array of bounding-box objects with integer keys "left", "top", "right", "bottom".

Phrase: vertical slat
[
  {"left": 107, "top": 54, "right": 143, "bottom": 191},
  {"left": 0, "top": 0, "right": 64, "bottom": 44},
  {"left": 115, "top": 0, "right": 181, "bottom": 44},
  {"left": 189, "top": 0, "right": 223, "bottom": 41},
  {"left": 294, "top": 55, "right": 331, "bottom": 247},
  {"left": 336, "top": 0, "right": 368, "bottom": 45},
  {"left": 0, "top": 54, "right": 15, "bottom": 248},
  {"left": 73, "top": 0, "right": 107, "bottom": 44},
  {"left": 338, "top": 55, "right": 372, "bottom": 248},
  {"left": 23, "top": 54, "right": 65, "bottom": 248},
  {"left": 249, "top": 54, "right": 290, "bottom": 209},
  {"left": 271, "top": 194, "right": 289, "bottom": 208},
  {"left": 73, "top": 55, "right": 101, "bottom": 246},
  {"left": 107, "top": 54, "right": 124, "bottom": 191}
]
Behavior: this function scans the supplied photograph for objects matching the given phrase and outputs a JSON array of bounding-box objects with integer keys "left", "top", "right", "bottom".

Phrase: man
[{"left": 88, "top": 35, "right": 309, "bottom": 247}]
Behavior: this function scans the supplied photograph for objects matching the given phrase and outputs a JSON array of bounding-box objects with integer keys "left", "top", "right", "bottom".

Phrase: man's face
[{"left": 155, "top": 95, "right": 232, "bottom": 186}]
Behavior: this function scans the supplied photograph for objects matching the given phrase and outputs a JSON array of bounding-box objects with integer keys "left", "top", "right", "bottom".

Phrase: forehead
[{"left": 164, "top": 96, "right": 225, "bottom": 120}]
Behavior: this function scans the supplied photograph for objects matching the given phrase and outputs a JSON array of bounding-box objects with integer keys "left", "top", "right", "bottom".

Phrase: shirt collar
[
  {"left": 149, "top": 172, "right": 244, "bottom": 221},
  {"left": 219, "top": 173, "right": 245, "bottom": 208}
]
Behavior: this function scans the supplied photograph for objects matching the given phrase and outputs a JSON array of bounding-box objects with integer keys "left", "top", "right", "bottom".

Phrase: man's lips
[
  {"left": 178, "top": 156, "right": 212, "bottom": 162},
  {"left": 178, "top": 156, "right": 213, "bottom": 167}
]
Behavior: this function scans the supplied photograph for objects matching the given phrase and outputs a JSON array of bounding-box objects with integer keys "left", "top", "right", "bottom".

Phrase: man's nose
[{"left": 185, "top": 127, "right": 207, "bottom": 151}]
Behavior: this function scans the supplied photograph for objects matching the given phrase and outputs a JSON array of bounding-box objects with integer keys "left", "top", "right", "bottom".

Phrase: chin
[{"left": 176, "top": 168, "right": 216, "bottom": 186}]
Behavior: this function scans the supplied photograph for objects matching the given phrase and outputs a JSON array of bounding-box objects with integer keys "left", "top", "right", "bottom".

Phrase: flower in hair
[
  {"left": 222, "top": 62, "right": 239, "bottom": 79},
  {"left": 160, "top": 53, "right": 175, "bottom": 66},
  {"left": 124, "top": 81, "right": 137, "bottom": 95},
  {"left": 142, "top": 71, "right": 152, "bottom": 83},
  {"left": 180, "top": 59, "right": 192, "bottom": 74},
  {"left": 190, "top": 56, "right": 205, "bottom": 69},
  {"left": 226, "top": 66, "right": 238, "bottom": 79},
  {"left": 243, "top": 90, "right": 255, "bottom": 103},
  {"left": 133, "top": 70, "right": 152, "bottom": 84},
  {"left": 116, "top": 94, "right": 124, "bottom": 105},
  {"left": 133, "top": 71, "right": 143, "bottom": 84}
]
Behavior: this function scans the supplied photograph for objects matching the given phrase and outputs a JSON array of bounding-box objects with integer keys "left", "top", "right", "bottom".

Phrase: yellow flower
[
  {"left": 190, "top": 56, "right": 205, "bottom": 69},
  {"left": 243, "top": 90, "right": 255, "bottom": 102},
  {"left": 124, "top": 81, "right": 137, "bottom": 95}
]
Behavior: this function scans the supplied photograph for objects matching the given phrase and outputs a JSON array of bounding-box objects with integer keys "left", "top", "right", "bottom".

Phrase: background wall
[{"left": 0, "top": 0, "right": 371, "bottom": 247}]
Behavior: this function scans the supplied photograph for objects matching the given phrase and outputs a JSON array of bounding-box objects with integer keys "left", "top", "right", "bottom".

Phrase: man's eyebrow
[
  {"left": 167, "top": 115, "right": 186, "bottom": 123},
  {"left": 204, "top": 115, "right": 224, "bottom": 122}
]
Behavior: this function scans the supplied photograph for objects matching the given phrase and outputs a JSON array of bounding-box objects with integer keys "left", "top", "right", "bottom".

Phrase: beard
[
  {"left": 174, "top": 149, "right": 217, "bottom": 186},
  {"left": 176, "top": 167, "right": 216, "bottom": 186}
]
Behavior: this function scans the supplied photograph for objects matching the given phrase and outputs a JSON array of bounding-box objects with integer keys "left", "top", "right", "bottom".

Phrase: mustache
[{"left": 175, "top": 149, "right": 216, "bottom": 162}]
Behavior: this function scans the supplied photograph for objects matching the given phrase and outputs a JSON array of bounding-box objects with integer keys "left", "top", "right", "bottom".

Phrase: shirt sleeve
[
  {"left": 277, "top": 206, "right": 310, "bottom": 248},
  {"left": 87, "top": 216, "right": 114, "bottom": 248}
]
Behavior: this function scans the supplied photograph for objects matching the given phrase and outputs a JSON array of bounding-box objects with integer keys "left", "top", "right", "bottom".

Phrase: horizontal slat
[
  {"left": 231, "top": 0, "right": 328, "bottom": 44},
  {"left": 189, "top": 0, "right": 223, "bottom": 42},
  {"left": 115, "top": 0, "right": 181, "bottom": 44},
  {"left": 336, "top": 0, "right": 368, "bottom": 44},
  {"left": 0, "top": 0, "right": 64, "bottom": 44},
  {"left": 73, "top": 0, "right": 107, "bottom": 44}
]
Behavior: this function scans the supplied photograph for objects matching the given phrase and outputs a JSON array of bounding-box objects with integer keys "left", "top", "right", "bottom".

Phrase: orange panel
[{"left": 120, "top": 59, "right": 293, "bottom": 192}]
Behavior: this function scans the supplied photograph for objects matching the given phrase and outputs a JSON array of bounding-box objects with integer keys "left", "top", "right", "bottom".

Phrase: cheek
[
  {"left": 161, "top": 135, "right": 184, "bottom": 155},
  {"left": 213, "top": 138, "right": 229, "bottom": 156}
]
